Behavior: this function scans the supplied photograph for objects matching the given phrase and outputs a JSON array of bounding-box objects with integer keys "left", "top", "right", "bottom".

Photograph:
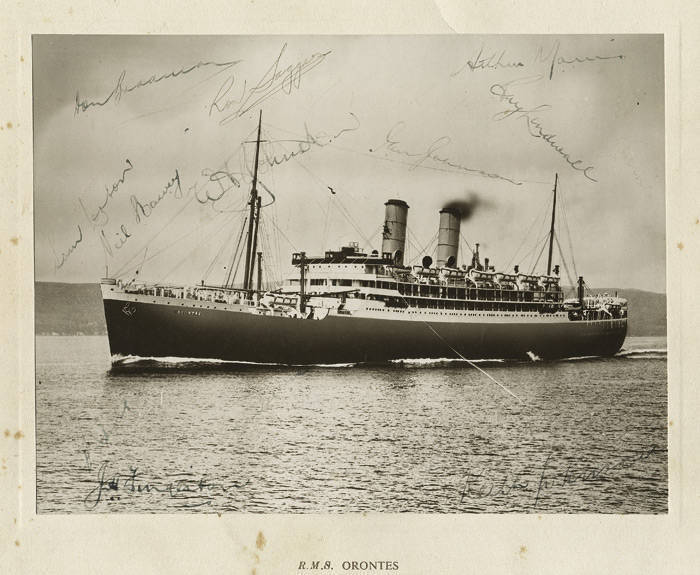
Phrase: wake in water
[
  {"left": 615, "top": 348, "right": 667, "bottom": 360},
  {"left": 111, "top": 354, "right": 356, "bottom": 369},
  {"left": 390, "top": 357, "right": 506, "bottom": 368},
  {"left": 110, "top": 347, "right": 666, "bottom": 370}
]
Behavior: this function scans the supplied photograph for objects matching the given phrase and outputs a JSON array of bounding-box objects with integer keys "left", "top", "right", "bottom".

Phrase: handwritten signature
[
  {"left": 131, "top": 169, "right": 183, "bottom": 223},
  {"left": 489, "top": 76, "right": 597, "bottom": 182},
  {"left": 209, "top": 43, "right": 331, "bottom": 126},
  {"left": 459, "top": 444, "right": 661, "bottom": 509},
  {"left": 84, "top": 461, "right": 250, "bottom": 509},
  {"left": 75, "top": 59, "right": 240, "bottom": 115},
  {"left": 259, "top": 113, "right": 360, "bottom": 169},
  {"left": 451, "top": 45, "right": 525, "bottom": 76},
  {"left": 452, "top": 40, "right": 624, "bottom": 80},
  {"left": 535, "top": 39, "right": 624, "bottom": 81},
  {"left": 53, "top": 224, "right": 83, "bottom": 271},
  {"left": 78, "top": 159, "right": 134, "bottom": 228},
  {"left": 384, "top": 122, "right": 522, "bottom": 185}
]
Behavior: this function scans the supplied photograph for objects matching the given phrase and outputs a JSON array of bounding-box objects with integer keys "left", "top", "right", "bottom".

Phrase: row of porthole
[
  {"left": 364, "top": 309, "right": 553, "bottom": 317},
  {"left": 144, "top": 298, "right": 219, "bottom": 310}
]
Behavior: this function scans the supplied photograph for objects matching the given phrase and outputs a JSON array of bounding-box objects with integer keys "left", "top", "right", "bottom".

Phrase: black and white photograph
[{"left": 32, "top": 34, "right": 667, "bottom": 515}]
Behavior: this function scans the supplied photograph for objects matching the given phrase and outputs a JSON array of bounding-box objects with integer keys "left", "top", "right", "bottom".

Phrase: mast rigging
[
  {"left": 546, "top": 172, "right": 558, "bottom": 276},
  {"left": 243, "top": 110, "right": 263, "bottom": 291}
]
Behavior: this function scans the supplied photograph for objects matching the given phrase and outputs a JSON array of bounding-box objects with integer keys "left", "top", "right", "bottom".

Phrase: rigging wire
[
  {"left": 404, "top": 230, "right": 426, "bottom": 265},
  {"left": 364, "top": 224, "right": 383, "bottom": 252},
  {"left": 115, "top": 209, "right": 229, "bottom": 281},
  {"left": 260, "top": 119, "right": 552, "bottom": 187},
  {"left": 112, "top": 193, "right": 198, "bottom": 278},
  {"left": 555, "top": 235, "right": 576, "bottom": 295},
  {"left": 259, "top": 216, "right": 281, "bottom": 288},
  {"left": 515, "top": 230, "right": 546, "bottom": 274},
  {"left": 157, "top": 210, "right": 239, "bottom": 284},
  {"left": 203, "top": 229, "right": 234, "bottom": 283},
  {"left": 266, "top": 216, "right": 299, "bottom": 252},
  {"left": 230, "top": 228, "right": 249, "bottom": 287},
  {"left": 460, "top": 231, "right": 474, "bottom": 257},
  {"left": 528, "top": 232, "right": 551, "bottom": 275},
  {"left": 506, "top": 188, "right": 553, "bottom": 271},
  {"left": 264, "top": 135, "right": 373, "bottom": 248},
  {"left": 222, "top": 213, "right": 249, "bottom": 287},
  {"left": 406, "top": 232, "right": 438, "bottom": 265},
  {"left": 558, "top": 186, "right": 578, "bottom": 279},
  {"left": 205, "top": 210, "right": 247, "bottom": 285},
  {"left": 322, "top": 193, "right": 333, "bottom": 250}
]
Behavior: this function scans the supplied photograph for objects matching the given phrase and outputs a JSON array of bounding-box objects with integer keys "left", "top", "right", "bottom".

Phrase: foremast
[{"left": 242, "top": 110, "right": 264, "bottom": 292}]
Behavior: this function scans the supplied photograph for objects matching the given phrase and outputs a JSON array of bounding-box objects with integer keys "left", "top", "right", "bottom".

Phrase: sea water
[{"left": 35, "top": 336, "right": 667, "bottom": 513}]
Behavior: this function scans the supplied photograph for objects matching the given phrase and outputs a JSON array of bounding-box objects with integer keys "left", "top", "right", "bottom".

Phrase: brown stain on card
[
  {"left": 14, "top": 430, "right": 24, "bottom": 440},
  {"left": 519, "top": 545, "right": 527, "bottom": 559},
  {"left": 677, "top": 242, "right": 684, "bottom": 250},
  {"left": 4, "top": 429, "right": 9, "bottom": 437},
  {"left": 10, "top": 236, "right": 19, "bottom": 245},
  {"left": 256, "top": 530, "right": 266, "bottom": 551}
]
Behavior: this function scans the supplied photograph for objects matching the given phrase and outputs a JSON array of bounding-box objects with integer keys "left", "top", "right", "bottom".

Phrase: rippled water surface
[{"left": 35, "top": 336, "right": 667, "bottom": 513}]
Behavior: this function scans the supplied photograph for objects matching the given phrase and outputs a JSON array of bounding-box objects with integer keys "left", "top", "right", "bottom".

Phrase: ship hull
[{"left": 103, "top": 298, "right": 627, "bottom": 365}]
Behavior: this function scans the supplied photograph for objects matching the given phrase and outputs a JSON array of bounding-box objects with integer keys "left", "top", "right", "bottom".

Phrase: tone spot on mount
[
  {"left": 10, "top": 237, "right": 19, "bottom": 245},
  {"left": 677, "top": 242, "right": 684, "bottom": 250},
  {"left": 14, "top": 430, "right": 24, "bottom": 439},
  {"left": 256, "top": 531, "right": 266, "bottom": 551},
  {"left": 6, "top": 122, "right": 12, "bottom": 129},
  {"left": 4, "top": 429, "right": 9, "bottom": 437},
  {"left": 15, "top": 540, "right": 20, "bottom": 547},
  {"left": 519, "top": 545, "right": 527, "bottom": 558},
  {"left": 669, "top": 420, "right": 673, "bottom": 427}
]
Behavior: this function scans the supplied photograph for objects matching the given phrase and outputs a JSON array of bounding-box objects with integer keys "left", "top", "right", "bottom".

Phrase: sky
[{"left": 33, "top": 35, "right": 665, "bottom": 292}]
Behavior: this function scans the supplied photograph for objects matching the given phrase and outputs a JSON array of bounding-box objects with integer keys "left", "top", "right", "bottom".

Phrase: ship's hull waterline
[{"left": 103, "top": 298, "right": 627, "bottom": 365}]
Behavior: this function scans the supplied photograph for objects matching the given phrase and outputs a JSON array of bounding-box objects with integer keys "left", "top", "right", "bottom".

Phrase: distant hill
[
  {"left": 35, "top": 282, "right": 107, "bottom": 335},
  {"left": 34, "top": 282, "right": 667, "bottom": 337},
  {"left": 587, "top": 287, "right": 667, "bottom": 336}
]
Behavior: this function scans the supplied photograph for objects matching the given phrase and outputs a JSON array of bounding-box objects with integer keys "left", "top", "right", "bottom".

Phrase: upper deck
[{"left": 287, "top": 243, "right": 627, "bottom": 319}]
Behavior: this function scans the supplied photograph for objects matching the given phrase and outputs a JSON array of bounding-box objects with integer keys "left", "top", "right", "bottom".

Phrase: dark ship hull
[{"left": 103, "top": 298, "right": 627, "bottom": 365}]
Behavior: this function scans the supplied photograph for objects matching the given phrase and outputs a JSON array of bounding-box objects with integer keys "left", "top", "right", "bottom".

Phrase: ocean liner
[{"left": 100, "top": 113, "right": 628, "bottom": 365}]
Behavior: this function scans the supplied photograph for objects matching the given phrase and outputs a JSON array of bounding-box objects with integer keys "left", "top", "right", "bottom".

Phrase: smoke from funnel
[{"left": 442, "top": 193, "right": 486, "bottom": 222}]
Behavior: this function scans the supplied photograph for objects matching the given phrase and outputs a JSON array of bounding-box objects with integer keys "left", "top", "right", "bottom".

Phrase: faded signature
[
  {"left": 451, "top": 45, "right": 525, "bottom": 76},
  {"left": 384, "top": 121, "right": 522, "bottom": 186},
  {"left": 452, "top": 40, "right": 624, "bottom": 80},
  {"left": 75, "top": 59, "right": 240, "bottom": 115},
  {"left": 535, "top": 39, "right": 624, "bottom": 81},
  {"left": 78, "top": 159, "right": 134, "bottom": 229},
  {"left": 84, "top": 461, "right": 250, "bottom": 509},
  {"left": 259, "top": 113, "right": 360, "bottom": 169},
  {"left": 459, "top": 444, "right": 661, "bottom": 509},
  {"left": 53, "top": 224, "right": 83, "bottom": 271},
  {"left": 209, "top": 43, "right": 331, "bottom": 126},
  {"left": 489, "top": 76, "right": 597, "bottom": 182}
]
